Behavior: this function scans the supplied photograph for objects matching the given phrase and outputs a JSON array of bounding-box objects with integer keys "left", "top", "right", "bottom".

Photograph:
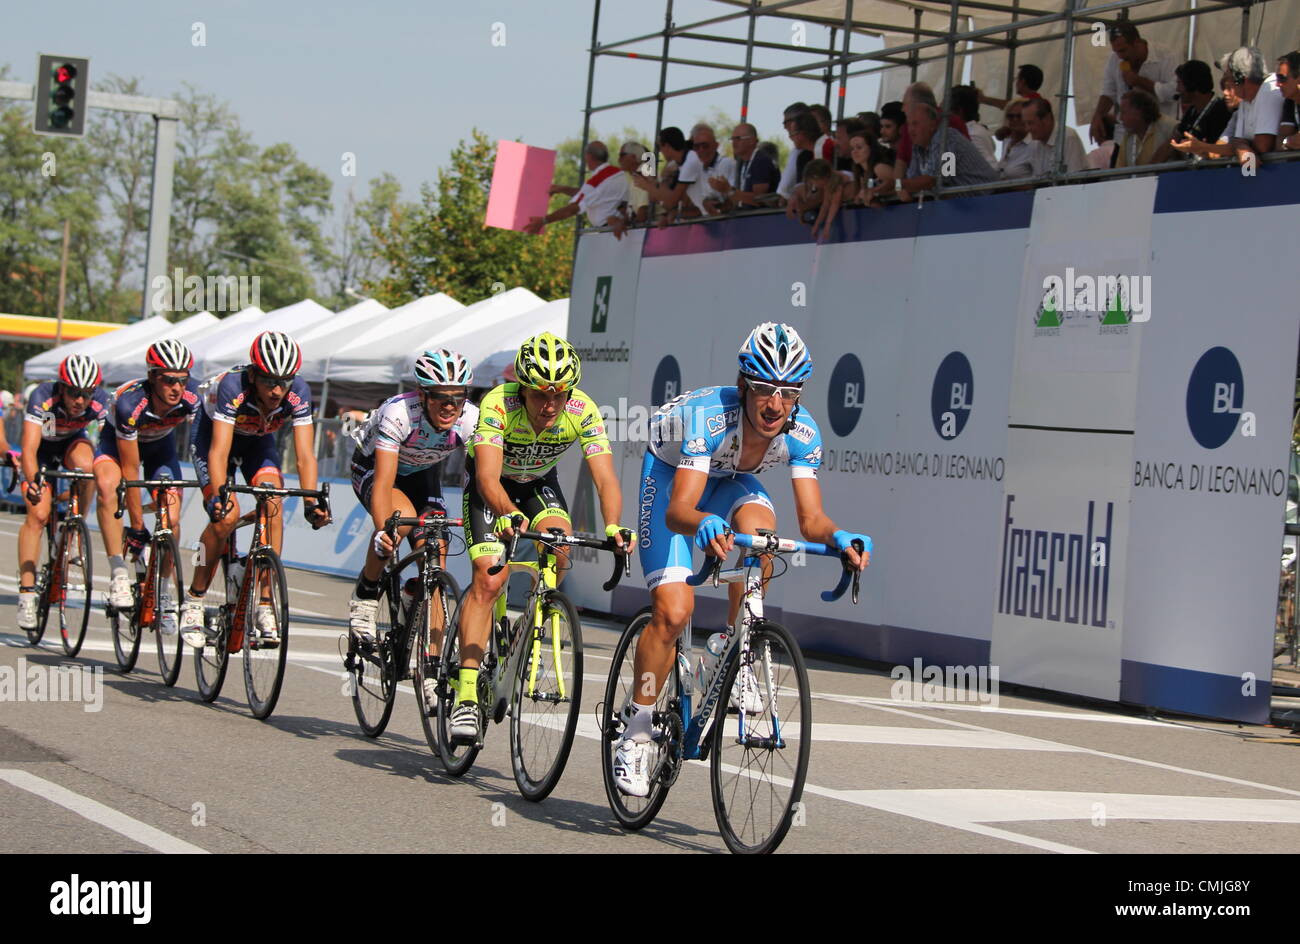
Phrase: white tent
[
  {"left": 191, "top": 299, "right": 334, "bottom": 379},
  {"left": 98, "top": 311, "right": 221, "bottom": 385},
  {"left": 24, "top": 315, "right": 168, "bottom": 382},
  {"left": 314, "top": 293, "right": 465, "bottom": 385},
  {"left": 467, "top": 299, "right": 569, "bottom": 386},
  {"left": 400, "top": 287, "right": 546, "bottom": 381}
]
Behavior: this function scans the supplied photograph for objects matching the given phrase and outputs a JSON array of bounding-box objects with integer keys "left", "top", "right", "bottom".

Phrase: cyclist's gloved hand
[
  {"left": 304, "top": 497, "right": 330, "bottom": 530},
  {"left": 124, "top": 527, "right": 150, "bottom": 556},
  {"left": 24, "top": 478, "right": 44, "bottom": 505},
  {"left": 373, "top": 528, "right": 396, "bottom": 559},
  {"left": 495, "top": 512, "right": 529, "bottom": 538},
  {"left": 694, "top": 514, "right": 730, "bottom": 554},
  {"left": 604, "top": 523, "right": 632, "bottom": 551},
  {"left": 205, "top": 494, "right": 230, "bottom": 523},
  {"left": 832, "top": 529, "right": 872, "bottom": 569}
]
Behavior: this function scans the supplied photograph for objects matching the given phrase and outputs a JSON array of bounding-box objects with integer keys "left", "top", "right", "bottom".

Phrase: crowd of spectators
[{"left": 562, "top": 20, "right": 1300, "bottom": 239}]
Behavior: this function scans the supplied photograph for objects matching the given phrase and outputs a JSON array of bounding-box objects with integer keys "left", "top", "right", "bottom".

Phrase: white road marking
[{"left": 0, "top": 768, "right": 208, "bottom": 854}]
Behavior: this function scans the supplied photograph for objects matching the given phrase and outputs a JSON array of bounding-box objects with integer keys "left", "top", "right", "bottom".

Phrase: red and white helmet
[
  {"left": 146, "top": 338, "right": 194, "bottom": 373},
  {"left": 249, "top": 331, "right": 302, "bottom": 379},
  {"left": 58, "top": 354, "right": 101, "bottom": 389}
]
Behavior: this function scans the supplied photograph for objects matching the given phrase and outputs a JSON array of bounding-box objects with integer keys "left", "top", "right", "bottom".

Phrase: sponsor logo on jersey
[
  {"left": 705, "top": 410, "right": 738, "bottom": 435},
  {"left": 805, "top": 445, "right": 823, "bottom": 465},
  {"left": 484, "top": 414, "right": 503, "bottom": 429},
  {"left": 584, "top": 442, "right": 604, "bottom": 456},
  {"left": 581, "top": 424, "right": 605, "bottom": 438},
  {"left": 565, "top": 399, "right": 586, "bottom": 416},
  {"left": 581, "top": 412, "right": 597, "bottom": 427},
  {"left": 685, "top": 437, "right": 709, "bottom": 455},
  {"left": 789, "top": 422, "right": 815, "bottom": 444}
]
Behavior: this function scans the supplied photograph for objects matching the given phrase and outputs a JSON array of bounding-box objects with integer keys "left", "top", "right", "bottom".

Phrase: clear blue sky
[{"left": 2, "top": 0, "right": 886, "bottom": 208}]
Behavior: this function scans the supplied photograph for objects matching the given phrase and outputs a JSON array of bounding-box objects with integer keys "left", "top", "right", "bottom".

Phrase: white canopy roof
[
  {"left": 191, "top": 299, "right": 334, "bottom": 380},
  {"left": 98, "top": 311, "right": 221, "bottom": 385},
  {"left": 468, "top": 299, "right": 570, "bottom": 386},
  {"left": 24, "top": 315, "right": 171, "bottom": 382},
  {"left": 312, "top": 293, "right": 464, "bottom": 384},
  {"left": 399, "top": 287, "right": 547, "bottom": 381}
]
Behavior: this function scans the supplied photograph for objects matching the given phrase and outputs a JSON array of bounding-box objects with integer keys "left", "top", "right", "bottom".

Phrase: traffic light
[{"left": 33, "top": 54, "right": 90, "bottom": 137}]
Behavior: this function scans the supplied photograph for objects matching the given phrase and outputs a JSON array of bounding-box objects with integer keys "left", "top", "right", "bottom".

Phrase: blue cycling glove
[
  {"left": 832, "top": 529, "right": 872, "bottom": 556},
  {"left": 694, "top": 514, "right": 729, "bottom": 552}
]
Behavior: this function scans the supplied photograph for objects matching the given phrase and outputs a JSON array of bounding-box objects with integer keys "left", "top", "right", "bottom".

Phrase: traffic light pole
[{"left": 0, "top": 80, "right": 180, "bottom": 323}]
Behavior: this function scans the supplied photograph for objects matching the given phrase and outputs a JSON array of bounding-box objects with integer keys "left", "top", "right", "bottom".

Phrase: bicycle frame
[
  {"left": 39, "top": 468, "right": 93, "bottom": 606},
  {"left": 381, "top": 516, "right": 461, "bottom": 670},
  {"left": 223, "top": 496, "right": 277, "bottom": 653},
  {"left": 115, "top": 478, "right": 202, "bottom": 626},
  {"left": 487, "top": 551, "right": 565, "bottom": 709}
]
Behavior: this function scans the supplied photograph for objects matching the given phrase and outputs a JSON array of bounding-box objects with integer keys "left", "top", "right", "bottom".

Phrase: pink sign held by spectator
[{"left": 485, "top": 141, "right": 557, "bottom": 231}]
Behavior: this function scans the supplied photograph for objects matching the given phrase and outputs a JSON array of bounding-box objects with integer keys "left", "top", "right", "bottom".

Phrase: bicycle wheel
[
  {"left": 414, "top": 569, "right": 461, "bottom": 752},
  {"left": 27, "top": 533, "right": 54, "bottom": 646},
  {"left": 109, "top": 579, "right": 142, "bottom": 673},
  {"left": 194, "top": 557, "right": 231, "bottom": 702},
  {"left": 430, "top": 584, "right": 482, "bottom": 776},
  {"left": 709, "top": 619, "right": 812, "bottom": 855},
  {"left": 242, "top": 549, "right": 289, "bottom": 720},
  {"left": 58, "top": 520, "right": 92, "bottom": 658},
  {"left": 600, "top": 609, "right": 679, "bottom": 830},
  {"left": 510, "top": 589, "right": 582, "bottom": 802},
  {"left": 153, "top": 535, "right": 185, "bottom": 687},
  {"left": 350, "top": 579, "right": 397, "bottom": 737}
]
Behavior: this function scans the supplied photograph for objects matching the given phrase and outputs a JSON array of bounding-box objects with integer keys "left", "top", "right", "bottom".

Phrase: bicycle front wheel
[
  {"left": 431, "top": 585, "right": 482, "bottom": 776},
  {"left": 600, "top": 609, "right": 679, "bottom": 830},
  {"left": 110, "top": 591, "right": 142, "bottom": 673},
  {"left": 58, "top": 520, "right": 92, "bottom": 657},
  {"left": 350, "top": 580, "right": 397, "bottom": 737},
  {"left": 709, "top": 619, "right": 812, "bottom": 855},
  {"left": 153, "top": 535, "right": 185, "bottom": 687},
  {"left": 414, "top": 569, "right": 462, "bottom": 755},
  {"left": 510, "top": 590, "right": 582, "bottom": 802},
  {"left": 242, "top": 549, "right": 289, "bottom": 720},
  {"left": 194, "top": 557, "right": 231, "bottom": 703}
]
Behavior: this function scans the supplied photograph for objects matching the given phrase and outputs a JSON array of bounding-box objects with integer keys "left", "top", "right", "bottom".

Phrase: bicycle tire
[
  {"left": 600, "top": 609, "right": 678, "bottom": 830},
  {"left": 58, "top": 520, "right": 92, "bottom": 658},
  {"left": 350, "top": 579, "right": 398, "bottom": 737},
  {"left": 27, "top": 523, "right": 54, "bottom": 645},
  {"left": 431, "top": 583, "right": 482, "bottom": 776},
  {"left": 153, "top": 534, "right": 185, "bottom": 687},
  {"left": 414, "top": 568, "right": 460, "bottom": 754},
  {"left": 510, "top": 589, "right": 583, "bottom": 802},
  {"left": 242, "top": 548, "right": 289, "bottom": 720},
  {"left": 708, "top": 619, "right": 811, "bottom": 855},
  {"left": 110, "top": 583, "right": 142, "bottom": 673},
  {"left": 194, "top": 556, "right": 231, "bottom": 703}
]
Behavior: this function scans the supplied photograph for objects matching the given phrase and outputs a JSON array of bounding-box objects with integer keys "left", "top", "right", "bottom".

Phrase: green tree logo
[{"left": 592, "top": 276, "right": 611, "bottom": 332}]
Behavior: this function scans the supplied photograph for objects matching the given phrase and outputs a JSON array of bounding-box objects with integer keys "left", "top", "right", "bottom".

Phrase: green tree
[{"left": 325, "top": 173, "right": 401, "bottom": 310}]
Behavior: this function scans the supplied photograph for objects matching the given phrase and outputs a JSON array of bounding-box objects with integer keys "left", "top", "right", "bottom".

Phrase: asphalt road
[{"left": 2, "top": 507, "right": 1300, "bottom": 855}]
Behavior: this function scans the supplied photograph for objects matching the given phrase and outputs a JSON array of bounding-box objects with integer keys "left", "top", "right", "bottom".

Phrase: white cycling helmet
[
  {"left": 146, "top": 338, "right": 194, "bottom": 373},
  {"left": 737, "top": 322, "right": 813, "bottom": 383},
  {"left": 249, "top": 331, "right": 302, "bottom": 380},
  {"left": 59, "top": 354, "right": 102, "bottom": 390},
  {"left": 414, "top": 349, "right": 473, "bottom": 387}
]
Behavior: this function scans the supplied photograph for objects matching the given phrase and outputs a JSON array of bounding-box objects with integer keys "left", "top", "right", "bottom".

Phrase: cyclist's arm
[
  {"left": 19, "top": 419, "right": 41, "bottom": 488},
  {"left": 292, "top": 421, "right": 320, "bottom": 492},
  {"left": 584, "top": 451, "right": 624, "bottom": 536},
  {"left": 206, "top": 420, "right": 234, "bottom": 496},
  {"left": 791, "top": 476, "right": 867, "bottom": 568},
  {"left": 118, "top": 435, "right": 146, "bottom": 530},
  {"left": 368, "top": 448, "right": 400, "bottom": 532},
  {"left": 472, "top": 443, "right": 520, "bottom": 521},
  {"left": 667, "top": 466, "right": 732, "bottom": 558}
]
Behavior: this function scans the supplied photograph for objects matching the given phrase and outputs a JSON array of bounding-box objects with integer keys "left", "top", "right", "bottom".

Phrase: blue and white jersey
[
  {"left": 109, "top": 377, "right": 202, "bottom": 443},
  {"left": 351, "top": 392, "right": 478, "bottom": 476},
  {"left": 647, "top": 385, "right": 823, "bottom": 479}
]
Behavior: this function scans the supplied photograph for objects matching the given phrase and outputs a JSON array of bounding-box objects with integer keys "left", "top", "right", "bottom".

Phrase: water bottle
[
  {"left": 227, "top": 556, "right": 245, "bottom": 598},
  {"left": 695, "top": 632, "right": 728, "bottom": 692},
  {"left": 678, "top": 651, "right": 694, "bottom": 697}
]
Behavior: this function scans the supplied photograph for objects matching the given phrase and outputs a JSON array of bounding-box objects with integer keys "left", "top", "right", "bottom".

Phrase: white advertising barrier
[
  {"left": 991, "top": 179, "right": 1154, "bottom": 702},
  {"left": 1122, "top": 170, "right": 1300, "bottom": 723}
]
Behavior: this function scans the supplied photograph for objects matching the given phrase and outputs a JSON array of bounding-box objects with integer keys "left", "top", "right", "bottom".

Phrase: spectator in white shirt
[
  {"left": 951, "top": 84, "right": 998, "bottom": 166},
  {"left": 776, "top": 102, "right": 811, "bottom": 200},
  {"left": 1220, "top": 46, "right": 1285, "bottom": 161},
  {"left": 617, "top": 141, "right": 651, "bottom": 226},
  {"left": 527, "top": 140, "right": 629, "bottom": 237},
  {"left": 682, "top": 123, "right": 736, "bottom": 216},
  {"left": 1021, "top": 97, "right": 1088, "bottom": 176},
  {"left": 1089, "top": 21, "right": 1178, "bottom": 145},
  {"left": 996, "top": 100, "right": 1036, "bottom": 178}
]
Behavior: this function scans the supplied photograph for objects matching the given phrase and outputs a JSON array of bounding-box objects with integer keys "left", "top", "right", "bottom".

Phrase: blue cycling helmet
[{"left": 737, "top": 322, "right": 812, "bottom": 383}]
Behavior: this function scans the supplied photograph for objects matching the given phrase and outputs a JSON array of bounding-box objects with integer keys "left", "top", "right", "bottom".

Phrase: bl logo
[
  {"left": 1186, "top": 346, "right": 1244, "bottom": 449},
  {"left": 591, "top": 276, "right": 611, "bottom": 333},
  {"left": 651, "top": 355, "right": 681, "bottom": 408},
  {"left": 827, "top": 353, "right": 864, "bottom": 437},
  {"left": 931, "top": 351, "right": 973, "bottom": 440},
  {"left": 335, "top": 503, "right": 370, "bottom": 554}
]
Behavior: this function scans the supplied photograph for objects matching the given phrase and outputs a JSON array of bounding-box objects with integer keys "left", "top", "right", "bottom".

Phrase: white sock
[
  {"left": 623, "top": 701, "right": 655, "bottom": 743},
  {"left": 109, "top": 555, "right": 127, "bottom": 578}
]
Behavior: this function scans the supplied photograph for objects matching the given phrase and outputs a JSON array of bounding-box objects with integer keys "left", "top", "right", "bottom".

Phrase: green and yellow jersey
[{"left": 468, "top": 382, "right": 612, "bottom": 483}]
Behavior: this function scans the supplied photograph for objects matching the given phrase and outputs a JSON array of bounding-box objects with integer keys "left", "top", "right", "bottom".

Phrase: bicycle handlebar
[
  {"left": 381, "top": 510, "right": 465, "bottom": 541},
  {"left": 114, "top": 479, "right": 203, "bottom": 518},
  {"left": 488, "top": 515, "right": 633, "bottom": 592},
  {"left": 219, "top": 481, "right": 331, "bottom": 530},
  {"left": 685, "top": 529, "right": 868, "bottom": 604}
]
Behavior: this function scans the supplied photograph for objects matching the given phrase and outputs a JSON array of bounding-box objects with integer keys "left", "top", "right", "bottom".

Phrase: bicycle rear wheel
[
  {"left": 431, "top": 585, "right": 482, "bottom": 776},
  {"left": 600, "top": 609, "right": 679, "bottom": 830},
  {"left": 510, "top": 590, "right": 582, "bottom": 802},
  {"left": 153, "top": 535, "right": 185, "bottom": 687},
  {"left": 243, "top": 549, "right": 289, "bottom": 720},
  {"left": 709, "top": 619, "right": 811, "bottom": 855},
  {"left": 194, "top": 557, "right": 231, "bottom": 703},
  {"left": 350, "top": 580, "right": 397, "bottom": 737},
  {"left": 58, "top": 520, "right": 92, "bottom": 658},
  {"left": 414, "top": 569, "right": 461, "bottom": 754}
]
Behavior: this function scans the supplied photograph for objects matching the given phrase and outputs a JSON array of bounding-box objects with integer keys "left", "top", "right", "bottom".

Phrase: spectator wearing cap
[
  {"left": 996, "top": 100, "right": 1036, "bottom": 178},
  {"left": 617, "top": 141, "right": 651, "bottom": 225},
  {"left": 951, "top": 84, "right": 998, "bottom": 166},
  {"left": 681, "top": 123, "right": 735, "bottom": 216},
  {"left": 898, "top": 101, "right": 997, "bottom": 199},
  {"left": 776, "top": 102, "right": 811, "bottom": 200},
  {"left": 1089, "top": 22, "right": 1178, "bottom": 145},
  {"left": 1277, "top": 51, "right": 1300, "bottom": 150},
  {"left": 1172, "top": 60, "right": 1232, "bottom": 148},
  {"left": 709, "top": 122, "right": 780, "bottom": 210},
  {"left": 528, "top": 140, "right": 629, "bottom": 237},
  {"left": 979, "top": 64, "right": 1045, "bottom": 111},
  {"left": 1022, "top": 98, "right": 1088, "bottom": 175},
  {"left": 1113, "top": 88, "right": 1177, "bottom": 167},
  {"left": 1219, "top": 46, "right": 1284, "bottom": 162}
]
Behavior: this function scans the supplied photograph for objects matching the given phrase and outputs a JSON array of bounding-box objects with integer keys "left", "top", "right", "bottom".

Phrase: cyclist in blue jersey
[
  {"left": 91, "top": 339, "right": 203, "bottom": 629},
  {"left": 613, "top": 322, "right": 870, "bottom": 798},
  {"left": 178, "top": 331, "right": 330, "bottom": 646},
  {"left": 15, "top": 355, "right": 111, "bottom": 631}
]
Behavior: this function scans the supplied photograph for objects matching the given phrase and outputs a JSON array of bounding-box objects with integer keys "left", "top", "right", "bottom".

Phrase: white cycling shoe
[
  {"left": 613, "top": 737, "right": 652, "bottom": 798},
  {"left": 255, "top": 605, "right": 279, "bottom": 644},
  {"left": 730, "top": 664, "right": 765, "bottom": 715},
  {"left": 109, "top": 573, "right": 135, "bottom": 609},
  {"left": 179, "top": 600, "right": 206, "bottom": 648},
  {"left": 16, "top": 592, "right": 38, "bottom": 631},
  {"left": 348, "top": 594, "right": 379, "bottom": 644},
  {"left": 157, "top": 594, "right": 178, "bottom": 635},
  {"left": 449, "top": 701, "right": 480, "bottom": 740}
]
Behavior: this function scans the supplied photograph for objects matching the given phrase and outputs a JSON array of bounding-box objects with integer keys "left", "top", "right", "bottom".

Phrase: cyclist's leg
[
  {"left": 243, "top": 433, "right": 283, "bottom": 555},
  {"left": 349, "top": 452, "right": 419, "bottom": 638},
  {"left": 519, "top": 469, "right": 572, "bottom": 582},
  {"left": 458, "top": 460, "right": 511, "bottom": 694},
  {"left": 92, "top": 426, "right": 126, "bottom": 565},
  {"left": 187, "top": 414, "right": 242, "bottom": 595},
  {"left": 144, "top": 439, "right": 184, "bottom": 583},
  {"left": 17, "top": 439, "right": 60, "bottom": 590},
  {"left": 709, "top": 473, "right": 776, "bottom": 627},
  {"left": 63, "top": 437, "right": 94, "bottom": 511}
]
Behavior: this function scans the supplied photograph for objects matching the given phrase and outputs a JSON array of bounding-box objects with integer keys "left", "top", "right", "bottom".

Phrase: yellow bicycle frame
[{"left": 493, "top": 553, "right": 566, "bottom": 700}]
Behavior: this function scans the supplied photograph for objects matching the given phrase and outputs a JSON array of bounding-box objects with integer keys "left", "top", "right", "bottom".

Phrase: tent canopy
[
  {"left": 99, "top": 311, "right": 220, "bottom": 385},
  {"left": 400, "top": 287, "right": 546, "bottom": 380},
  {"left": 313, "top": 293, "right": 465, "bottom": 385},
  {"left": 191, "top": 299, "right": 334, "bottom": 380},
  {"left": 469, "top": 299, "right": 570, "bottom": 386},
  {"left": 24, "top": 315, "right": 171, "bottom": 382}
]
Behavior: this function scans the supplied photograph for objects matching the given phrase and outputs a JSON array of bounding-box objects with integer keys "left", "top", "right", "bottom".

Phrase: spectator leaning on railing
[
  {"left": 1113, "top": 88, "right": 1177, "bottom": 168},
  {"left": 708, "top": 122, "right": 780, "bottom": 211},
  {"left": 898, "top": 101, "right": 997, "bottom": 199},
  {"left": 788, "top": 111, "right": 825, "bottom": 191},
  {"left": 527, "top": 140, "right": 629, "bottom": 237},
  {"left": 776, "top": 102, "right": 811, "bottom": 200},
  {"left": 951, "top": 84, "right": 998, "bottom": 166},
  {"left": 617, "top": 141, "right": 651, "bottom": 225},
  {"left": 631, "top": 126, "right": 692, "bottom": 224},
  {"left": 1090, "top": 21, "right": 1178, "bottom": 145},
  {"left": 1219, "top": 47, "right": 1285, "bottom": 164},
  {"left": 1171, "top": 72, "right": 1243, "bottom": 161},
  {"left": 1278, "top": 52, "right": 1300, "bottom": 150},
  {"left": 996, "top": 100, "right": 1035, "bottom": 179},
  {"left": 1173, "top": 59, "right": 1232, "bottom": 149},
  {"left": 1086, "top": 113, "right": 1118, "bottom": 169},
  {"left": 685, "top": 123, "right": 735, "bottom": 216}
]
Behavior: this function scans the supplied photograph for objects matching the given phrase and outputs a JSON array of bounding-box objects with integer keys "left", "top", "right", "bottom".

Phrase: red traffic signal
[{"left": 34, "top": 54, "right": 89, "bottom": 137}]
